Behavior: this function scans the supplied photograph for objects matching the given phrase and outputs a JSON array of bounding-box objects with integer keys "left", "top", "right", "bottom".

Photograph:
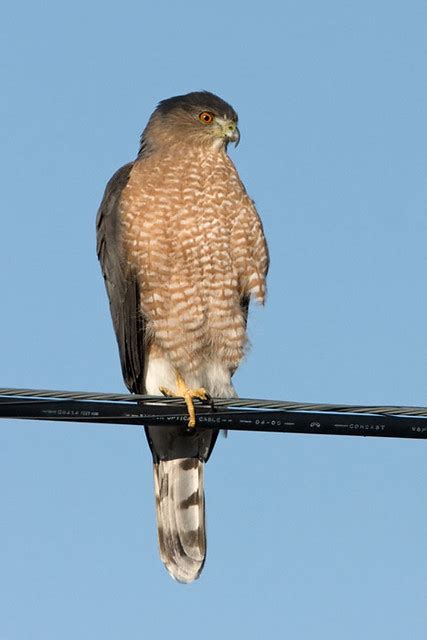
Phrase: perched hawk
[{"left": 96, "top": 91, "right": 269, "bottom": 583}]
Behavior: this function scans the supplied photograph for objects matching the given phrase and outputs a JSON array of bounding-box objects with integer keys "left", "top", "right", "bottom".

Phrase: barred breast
[{"left": 120, "top": 144, "right": 268, "bottom": 373}]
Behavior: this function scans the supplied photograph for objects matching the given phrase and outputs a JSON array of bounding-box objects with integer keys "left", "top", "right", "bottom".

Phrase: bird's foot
[{"left": 160, "top": 372, "right": 209, "bottom": 428}]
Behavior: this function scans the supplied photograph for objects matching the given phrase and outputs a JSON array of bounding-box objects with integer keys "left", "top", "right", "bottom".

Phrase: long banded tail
[{"left": 153, "top": 458, "right": 206, "bottom": 583}]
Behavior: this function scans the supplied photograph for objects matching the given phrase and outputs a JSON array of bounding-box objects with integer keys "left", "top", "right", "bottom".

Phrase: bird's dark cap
[{"left": 155, "top": 91, "right": 238, "bottom": 122}]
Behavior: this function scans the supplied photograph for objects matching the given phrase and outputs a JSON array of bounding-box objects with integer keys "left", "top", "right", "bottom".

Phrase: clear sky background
[{"left": 1, "top": 1, "right": 427, "bottom": 638}]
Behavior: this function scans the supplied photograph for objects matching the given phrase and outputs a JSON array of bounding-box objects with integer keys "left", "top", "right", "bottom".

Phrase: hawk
[{"left": 96, "top": 91, "right": 269, "bottom": 583}]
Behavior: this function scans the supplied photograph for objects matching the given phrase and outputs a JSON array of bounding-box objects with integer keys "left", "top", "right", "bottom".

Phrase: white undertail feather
[
  {"left": 154, "top": 458, "right": 205, "bottom": 583},
  {"left": 146, "top": 356, "right": 236, "bottom": 583}
]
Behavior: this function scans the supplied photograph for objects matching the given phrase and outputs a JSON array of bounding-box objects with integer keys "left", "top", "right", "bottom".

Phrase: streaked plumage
[{"left": 96, "top": 91, "right": 268, "bottom": 582}]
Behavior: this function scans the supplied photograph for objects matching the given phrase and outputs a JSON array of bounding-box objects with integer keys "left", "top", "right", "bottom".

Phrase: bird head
[{"left": 140, "top": 91, "right": 240, "bottom": 154}]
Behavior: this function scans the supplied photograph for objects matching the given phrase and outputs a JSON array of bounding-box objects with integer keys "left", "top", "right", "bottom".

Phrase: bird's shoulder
[{"left": 98, "top": 162, "right": 135, "bottom": 214}]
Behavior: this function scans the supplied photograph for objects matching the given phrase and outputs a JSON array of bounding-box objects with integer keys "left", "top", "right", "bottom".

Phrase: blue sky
[{"left": 1, "top": 0, "right": 427, "bottom": 638}]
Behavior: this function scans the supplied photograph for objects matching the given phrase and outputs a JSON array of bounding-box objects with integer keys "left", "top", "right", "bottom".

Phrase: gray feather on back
[{"left": 96, "top": 163, "right": 146, "bottom": 394}]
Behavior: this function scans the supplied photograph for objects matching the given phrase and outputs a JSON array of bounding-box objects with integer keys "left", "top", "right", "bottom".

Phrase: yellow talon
[{"left": 160, "top": 372, "right": 207, "bottom": 428}]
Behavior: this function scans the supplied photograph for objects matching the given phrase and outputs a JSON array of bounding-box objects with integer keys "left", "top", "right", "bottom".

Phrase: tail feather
[{"left": 153, "top": 458, "right": 206, "bottom": 583}]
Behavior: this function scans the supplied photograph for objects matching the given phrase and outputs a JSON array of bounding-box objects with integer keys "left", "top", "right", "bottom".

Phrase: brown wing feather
[{"left": 96, "top": 162, "right": 147, "bottom": 393}]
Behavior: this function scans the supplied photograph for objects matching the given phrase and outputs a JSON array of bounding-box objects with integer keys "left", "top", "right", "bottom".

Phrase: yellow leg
[{"left": 160, "top": 372, "right": 208, "bottom": 428}]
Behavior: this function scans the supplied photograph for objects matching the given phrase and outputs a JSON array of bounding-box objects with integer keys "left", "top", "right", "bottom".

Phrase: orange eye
[{"left": 199, "top": 111, "right": 214, "bottom": 124}]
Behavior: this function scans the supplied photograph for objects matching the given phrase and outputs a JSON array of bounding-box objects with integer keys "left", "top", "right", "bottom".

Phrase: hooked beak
[
  {"left": 218, "top": 118, "right": 240, "bottom": 147},
  {"left": 225, "top": 122, "right": 240, "bottom": 147},
  {"left": 228, "top": 124, "right": 240, "bottom": 147}
]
